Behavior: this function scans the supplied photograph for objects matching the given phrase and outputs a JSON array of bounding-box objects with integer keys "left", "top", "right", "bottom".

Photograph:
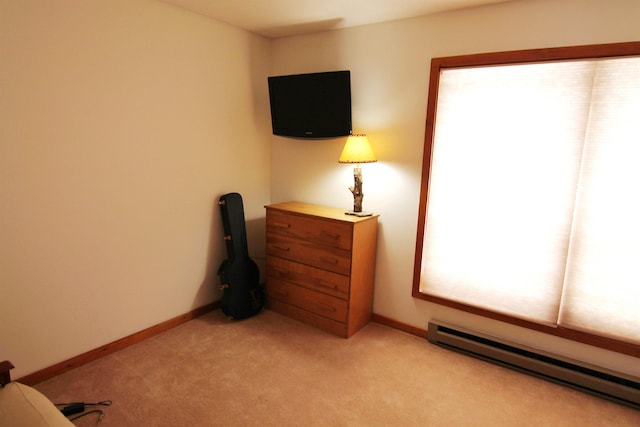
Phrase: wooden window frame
[{"left": 412, "top": 41, "right": 640, "bottom": 358}]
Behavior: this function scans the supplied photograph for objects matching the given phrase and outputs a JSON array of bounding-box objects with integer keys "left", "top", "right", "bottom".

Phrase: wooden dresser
[{"left": 265, "top": 201, "right": 378, "bottom": 338}]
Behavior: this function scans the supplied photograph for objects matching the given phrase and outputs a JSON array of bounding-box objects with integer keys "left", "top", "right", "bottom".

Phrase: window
[{"left": 413, "top": 42, "right": 640, "bottom": 357}]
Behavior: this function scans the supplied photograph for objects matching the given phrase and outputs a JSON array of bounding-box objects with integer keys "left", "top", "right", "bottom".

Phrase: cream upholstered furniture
[{"left": 0, "top": 361, "right": 74, "bottom": 427}]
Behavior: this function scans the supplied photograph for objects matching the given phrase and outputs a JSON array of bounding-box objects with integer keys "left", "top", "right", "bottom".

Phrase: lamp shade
[{"left": 338, "top": 134, "right": 377, "bottom": 163}]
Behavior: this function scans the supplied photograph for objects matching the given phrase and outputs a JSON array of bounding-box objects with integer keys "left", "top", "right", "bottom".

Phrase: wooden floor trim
[
  {"left": 19, "top": 306, "right": 421, "bottom": 386},
  {"left": 18, "top": 301, "right": 220, "bottom": 386},
  {"left": 371, "top": 313, "right": 428, "bottom": 339}
]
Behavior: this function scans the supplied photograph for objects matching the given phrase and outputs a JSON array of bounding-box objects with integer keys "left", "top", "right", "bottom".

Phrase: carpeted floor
[{"left": 35, "top": 309, "right": 639, "bottom": 426}]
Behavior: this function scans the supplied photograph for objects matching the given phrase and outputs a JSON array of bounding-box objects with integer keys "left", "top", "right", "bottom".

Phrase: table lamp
[{"left": 338, "top": 134, "right": 377, "bottom": 216}]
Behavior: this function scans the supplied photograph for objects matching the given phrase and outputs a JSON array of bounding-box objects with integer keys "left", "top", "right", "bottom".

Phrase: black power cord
[
  {"left": 56, "top": 400, "right": 112, "bottom": 424},
  {"left": 59, "top": 402, "right": 83, "bottom": 416},
  {"left": 69, "top": 409, "right": 105, "bottom": 423}
]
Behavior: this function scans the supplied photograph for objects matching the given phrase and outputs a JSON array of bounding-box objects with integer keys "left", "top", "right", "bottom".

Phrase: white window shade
[
  {"left": 559, "top": 58, "right": 640, "bottom": 344},
  {"left": 420, "top": 57, "right": 640, "bottom": 344}
]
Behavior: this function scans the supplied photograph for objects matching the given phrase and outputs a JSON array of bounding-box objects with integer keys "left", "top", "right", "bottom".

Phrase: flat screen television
[{"left": 268, "top": 70, "right": 352, "bottom": 139}]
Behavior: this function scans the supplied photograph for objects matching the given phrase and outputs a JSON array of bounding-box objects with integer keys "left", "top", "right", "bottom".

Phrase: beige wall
[
  {"left": 270, "top": 0, "right": 640, "bottom": 376},
  {"left": 0, "top": 0, "right": 272, "bottom": 378}
]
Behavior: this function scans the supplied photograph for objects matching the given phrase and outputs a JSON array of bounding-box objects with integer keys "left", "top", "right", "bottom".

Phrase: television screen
[{"left": 268, "top": 70, "right": 352, "bottom": 139}]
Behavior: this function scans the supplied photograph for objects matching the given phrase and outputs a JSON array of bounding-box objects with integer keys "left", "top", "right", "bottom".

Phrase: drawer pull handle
[
  {"left": 274, "top": 268, "right": 291, "bottom": 278},
  {"left": 315, "top": 281, "right": 337, "bottom": 290},
  {"left": 274, "top": 246, "right": 290, "bottom": 252},
  {"left": 322, "top": 231, "right": 341, "bottom": 240},
  {"left": 272, "top": 289, "right": 289, "bottom": 297},
  {"left": 314, "top": 303, "right": 337, "bottom": 313},
  {"left": 320, "top": 256, "right": 339, "bottom": 265},
  {"left": 273, "top": 221, "right": 291, "bottom": 229}
]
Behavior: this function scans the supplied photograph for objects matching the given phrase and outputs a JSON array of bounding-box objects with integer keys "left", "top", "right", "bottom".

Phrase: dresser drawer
[
  {"left": 267, "top": 278, "right": 348, "bottom": 323},
  {"left": 266, "top": 234, "right": 351, "bottom": 275},
  {"left": 267, "top": 210, "right": 353, "bottom": 251},
  {"left": 267, "top": 299, "right": 348, "bottom": 337},
  {"left": 266, "top": 255, "right": 349, "bottom": 300}
]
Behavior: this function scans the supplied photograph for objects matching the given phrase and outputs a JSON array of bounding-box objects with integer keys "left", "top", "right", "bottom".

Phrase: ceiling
[{"left": 159, "top": 0, "right": 514, "bottom": 38}]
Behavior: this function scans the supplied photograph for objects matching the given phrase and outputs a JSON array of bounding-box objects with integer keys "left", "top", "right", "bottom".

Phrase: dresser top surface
[{"left": 265, "top": 201, "right": 379, "bottom": 223}]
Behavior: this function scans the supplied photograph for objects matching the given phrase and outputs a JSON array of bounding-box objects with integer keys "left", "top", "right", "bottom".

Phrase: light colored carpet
[{"left": 35, "top": 310, "right": 639, "bottom": 426}]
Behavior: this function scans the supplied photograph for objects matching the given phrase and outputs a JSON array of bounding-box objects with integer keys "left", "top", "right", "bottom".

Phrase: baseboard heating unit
[{"left": 427, "top": 321, "right": 640, "bottom": 409}]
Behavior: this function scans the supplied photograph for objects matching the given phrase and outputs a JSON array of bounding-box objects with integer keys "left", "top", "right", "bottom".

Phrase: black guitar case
[{"left": 217, "top": 192, "right": 264, "bottom": 319}]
